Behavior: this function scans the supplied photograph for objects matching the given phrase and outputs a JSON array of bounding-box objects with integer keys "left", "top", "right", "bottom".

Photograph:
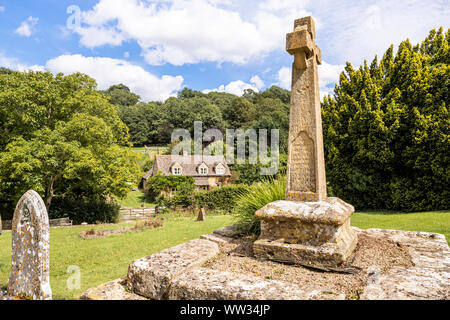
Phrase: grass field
[
  {"left": 0, "top": 210, "right": 448, "bottom": 300},
  {"left": 351, "top": 210, "right": 450, "bottom": 243},
  {"left": 132, "top": 146, "right": 167, "bottom": 159},
  {"left": 116, "top": 190, "right": 155, "bottom": 208},
  {"left": 0, "top": 213, "right": 234, "bottom": 300}
]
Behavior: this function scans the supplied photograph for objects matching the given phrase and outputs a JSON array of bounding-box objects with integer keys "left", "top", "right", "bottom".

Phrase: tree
[
  {"left": 223, "top": 97, "right": 257, "bottom": 129},
  {"left": 0, "top": 72, "right": 129, "bottom": 149},
  {"left": 103, "top": 84, "right": 140, "bottom": 107},
  {"left": 322, "top": 28, "right": 449, "bottom": 211},
  {"left": 114, "top": 84, "right": 291, "bottom": 156},
  {"left": 0, "top": 71, "right": 137, "bottom": 215},
  {"left": 0, "top": 67, "right": 13, "bottom": 75},
  {"left": 177, "top": 88, "right": 206, "bottom": 100},
  {"left": 261, "top": 86, "right": 291, "bottom": 104}
]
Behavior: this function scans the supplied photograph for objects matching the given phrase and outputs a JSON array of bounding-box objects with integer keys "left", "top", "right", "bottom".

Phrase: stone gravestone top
[
  {"left": 286, "top": 16, "right": 327, "bottom": 202},
  {"left": 7, "top": 190, "right": 52, "bottom": 300}
]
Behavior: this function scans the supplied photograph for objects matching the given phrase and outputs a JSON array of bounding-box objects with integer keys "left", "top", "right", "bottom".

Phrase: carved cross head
[{"left": 286, "top": 16, "right": 322, "bottom": 70}]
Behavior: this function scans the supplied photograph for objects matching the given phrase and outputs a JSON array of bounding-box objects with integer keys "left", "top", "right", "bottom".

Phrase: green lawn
[
  {"left": 132, "top": 146, "right": 167, "bottom": 159},
  {"left": 116, "top": 190, "right": 155, "bottom": 208},
  {"left": 352, "top": 210, "right": 450, "bottom": 244},
  {"left": 0, "top": 214, "right": 234, "bottom": 300},
  {"left": 0, "top": 210, "right": 448, "bottom": 300}
]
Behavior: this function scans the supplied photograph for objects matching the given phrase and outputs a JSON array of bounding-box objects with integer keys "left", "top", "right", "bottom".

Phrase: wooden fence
[{"left": 119, "top": 208, "right": 156, "bottom": 222}]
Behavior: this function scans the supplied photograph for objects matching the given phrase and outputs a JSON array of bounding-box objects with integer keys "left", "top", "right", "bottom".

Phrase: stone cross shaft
[{"left": 286, "top": 16, "right": 327, "bottom": 202}]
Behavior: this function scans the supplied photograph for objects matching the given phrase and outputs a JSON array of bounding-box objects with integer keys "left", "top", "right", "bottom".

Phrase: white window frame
[
  {"left": 173, "top": 167, "right": 182, "bottom": 176},
  {"left": 216, "top": 166, "right": 225, "bottom": 175},
  {"left": 200, "top": 167, "right": 208, "bottom": 175}
]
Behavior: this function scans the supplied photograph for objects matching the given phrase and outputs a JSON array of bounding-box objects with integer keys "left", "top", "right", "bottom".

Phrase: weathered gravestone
[
  {"left": 7, "top": 190, "right": 52, "bottom": 300},
  {"left": 253, "top": 17, "right": 358, "bottom": 267}
]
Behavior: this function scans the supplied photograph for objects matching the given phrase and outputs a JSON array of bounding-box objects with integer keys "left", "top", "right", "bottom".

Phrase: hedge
[
  {"left": 194, "top": 184, "right": 249, "bottom": 212},
  {"left": 49, "top": 196, "right": 121, "bottom": 225}
]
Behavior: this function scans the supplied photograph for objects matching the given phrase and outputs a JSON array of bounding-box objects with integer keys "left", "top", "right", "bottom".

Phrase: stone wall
[{"left": 1, "top": 217, "right": 71, "bottom": 230}]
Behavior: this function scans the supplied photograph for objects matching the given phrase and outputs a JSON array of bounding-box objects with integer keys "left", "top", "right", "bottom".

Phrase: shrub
[
  {"left": 322, "top": 28, "right": 449, "bottom": 211},
  {"left": 234, "top": 177, "right": 286, "bottom": 235},
  {"left": 231, "top": 153, "right": 288, "bottom": 185},
  {"left": 154, "top": 179, "right": 196, "bottom": 209},
  {"left": 49, "top": 196, "right": 121, "bottom": 225},
  {"left": 194, "top": 184, "right": 249, "bottom": 212},
  {"left": 146, "top": 172, "right": 195, "bottom": 201}
]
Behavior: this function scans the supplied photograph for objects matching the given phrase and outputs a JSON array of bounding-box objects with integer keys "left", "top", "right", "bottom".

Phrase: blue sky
[{"left": 0, "top": 0, "right": 448, "bottom": 101}]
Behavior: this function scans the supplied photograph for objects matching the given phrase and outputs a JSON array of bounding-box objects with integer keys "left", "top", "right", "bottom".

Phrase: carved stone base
[{"left": 253, "top": 197, "right": 357, "bottom": 267}]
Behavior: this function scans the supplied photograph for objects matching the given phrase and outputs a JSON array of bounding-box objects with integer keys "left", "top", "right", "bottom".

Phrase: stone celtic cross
[
  {"left": 254, "top": 16, "right": 357, "bottom": 268},
  {"left": 285, "top": 16, "right": 327, "bottom": 202},
  {"left": 7, "top": 190, "right": 52, "bottom": 300}
]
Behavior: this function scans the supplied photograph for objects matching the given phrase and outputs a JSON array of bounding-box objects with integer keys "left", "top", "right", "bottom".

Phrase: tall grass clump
[{"left": 234, "top": 177, "right": 286, "bottom": 235}]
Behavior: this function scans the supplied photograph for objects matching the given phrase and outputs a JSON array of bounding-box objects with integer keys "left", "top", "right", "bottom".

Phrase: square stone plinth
[{"left": 254, "top": 197, "right": 357, "bottom": 267}]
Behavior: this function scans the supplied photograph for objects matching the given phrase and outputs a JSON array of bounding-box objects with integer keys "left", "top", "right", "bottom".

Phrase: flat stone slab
[
  {"left": 127, "top": 239, "right": 219, "bottom": 299},
  {"left": 358, "top": 228, "right": 450, "bottom": 269},
  {"left": 358, "top": 228, "right": 450, "bottom": 300},
  {"left": 168, "top": 268, "right": 345, "bottom": 300},
  {"left": 80, "top": 278, "right": 147, "bottom": 300},
  {"left": 213, "top": 224, "right": 240, "bottom": 238},
  {"left": 200, "top": 233, "right": 235, "bottom": 244},
  {"left": 362, "top": 266, "right": 450, "bottom": 300}
]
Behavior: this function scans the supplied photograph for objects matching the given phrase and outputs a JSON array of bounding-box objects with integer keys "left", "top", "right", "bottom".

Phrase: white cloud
[
  {"left": 275, "top": 67, "right": 291, "bottom": 90},
  {"left": 63, "top": 0, "right": 448, "bottom": 75},
  {"left": 0, "top": 52, "right": 45, "bottom": 72},
  {"left": 259, "top": 0, "right": 310, "bottom": 11},
  {"left": 203, "top": 75, "right": 265, "bottom": 96},
  {"left": 76, "top": 26, "right": 125, "bottom": 47},
  {"left": 0, "top": 51, "right": 183, "bottom": 101},
  {"left": 318, "top": 61, "right": 344, "bottom": 97},
  {"left": 15, "top": 16, "right": 39, "bottom": 37},
  {"left": 72, "top": 0, "right": 310, "bottom": 66},
  {"left": 309, "top": 0, "right": 450, "bottom": 66},
  {"left": 0, "top": 6, "right": 5, "bottom": 12},
  {"left": 275, "top": 61, "right": 344, "bottom": 97},
  {"left": 250, "top": 75, "right": 264, "bottom": 90},
  {"left": 45, "top": 54, "right": 184, "bottom": 102}
]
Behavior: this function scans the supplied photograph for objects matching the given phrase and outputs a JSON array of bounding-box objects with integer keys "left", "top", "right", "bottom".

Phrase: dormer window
[
  {"left": 215, "top": 164, "right": 225, "bottom": 175},
  {"left": 198, "top": 163, "right": 209, "bottom": 175},
  {"left": 172, "top": 163, "right": 182, "bottom": 176}
]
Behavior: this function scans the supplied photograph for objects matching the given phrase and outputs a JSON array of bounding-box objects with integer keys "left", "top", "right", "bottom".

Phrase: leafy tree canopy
[
  {"left": 103, "top": 83, "right": 141, "bottom": 107},
  {"left": 0, "top": 72, "right": 138, "bottom": 213},
  {"left": 117, "top": 85, "right": 291, "bottom": 155}
]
